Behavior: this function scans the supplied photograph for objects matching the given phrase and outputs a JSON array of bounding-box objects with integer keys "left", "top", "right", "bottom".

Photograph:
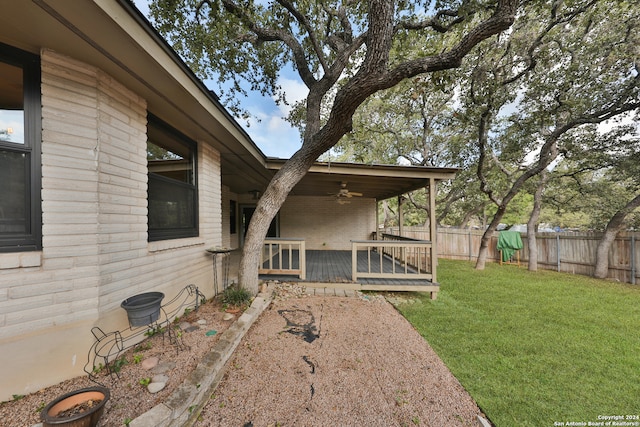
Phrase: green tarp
[{"left": 497, "top": 231, "right": 523, "bottom": 262}]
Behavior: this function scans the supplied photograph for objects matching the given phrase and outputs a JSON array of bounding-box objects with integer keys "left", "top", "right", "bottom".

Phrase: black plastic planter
[{"left": 120, "top": 292, "right": 164, "bottom": 327}]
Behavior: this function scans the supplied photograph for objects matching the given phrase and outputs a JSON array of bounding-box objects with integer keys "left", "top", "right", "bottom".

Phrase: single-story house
[{"left": 0, "top": 0, "right": 456, "bottom": 400}]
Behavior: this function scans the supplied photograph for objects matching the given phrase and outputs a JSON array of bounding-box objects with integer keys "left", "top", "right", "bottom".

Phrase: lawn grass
[{"left": 396, "top": 259, "right": 640, "bottom": 427}]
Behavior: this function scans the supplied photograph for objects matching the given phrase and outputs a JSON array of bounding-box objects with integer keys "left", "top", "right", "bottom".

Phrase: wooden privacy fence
[{"left": 382, "top": 227, "right": 639, "bottom": 285}]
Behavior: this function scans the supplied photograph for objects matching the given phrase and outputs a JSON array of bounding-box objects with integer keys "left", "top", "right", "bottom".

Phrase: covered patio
[{"left": 223, "top": 159, "right": 457, "bottom": 299}]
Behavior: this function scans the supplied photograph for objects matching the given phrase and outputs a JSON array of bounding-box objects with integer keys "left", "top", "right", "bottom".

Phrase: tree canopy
[
  {"left": 315, "top": 0, "right": 640, "bottom": 272},
  {"left": 150, "top": 0, "right": 519, "bottom": 292}
]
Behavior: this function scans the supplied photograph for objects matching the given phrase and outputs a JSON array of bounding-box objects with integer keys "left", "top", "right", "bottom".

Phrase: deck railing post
[
  {"left": 351, "top": 239, "right": 433, "bottom": 282},
  {"left": 299, "top": 240, "right": 306, "bottom": 280},
  {"left": 269, "top": 243, "right": 274, "bottom": 270},
  {"left": 352, "top": 241, "right": 358, "bottom": 281},
  {"left": 259, "top": 238, "right": 306, "bottom": 279}
]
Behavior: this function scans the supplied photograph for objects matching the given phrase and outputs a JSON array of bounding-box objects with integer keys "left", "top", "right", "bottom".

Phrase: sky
[{"left": 133, "top": 0, "right": 306, "bottom": 159}]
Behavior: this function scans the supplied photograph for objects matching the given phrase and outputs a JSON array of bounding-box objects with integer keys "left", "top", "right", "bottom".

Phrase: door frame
[{"left": 239, "top": 204, "right": 279, "bottom": 246}]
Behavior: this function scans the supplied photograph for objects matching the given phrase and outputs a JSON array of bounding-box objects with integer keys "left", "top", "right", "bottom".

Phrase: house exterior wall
[
  {"left": 0, "top": 50, "right": 221, "bottom": 401},
  {"left": 222, "top": 185, "right": 240, "bottom": 249},
  {"left": 279, "top": 196, "right": 377, "bottom": 250}
]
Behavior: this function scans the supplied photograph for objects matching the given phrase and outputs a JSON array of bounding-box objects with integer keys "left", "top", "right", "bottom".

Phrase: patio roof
[{"left": 265, "top": 159, "right": 458, "bottom": 201}]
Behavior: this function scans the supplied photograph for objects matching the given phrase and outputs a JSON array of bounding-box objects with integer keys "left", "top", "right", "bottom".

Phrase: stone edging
[{"left": 128, "top": 291, "right": 273, "bottom": 427}]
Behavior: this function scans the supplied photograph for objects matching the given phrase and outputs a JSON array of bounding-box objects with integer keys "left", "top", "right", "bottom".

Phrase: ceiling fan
[{"left": 329, "top": 182, "right": 363, "bottom": 204}]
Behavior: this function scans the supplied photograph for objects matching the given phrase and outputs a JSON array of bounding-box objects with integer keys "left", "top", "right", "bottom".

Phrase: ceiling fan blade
[{"left": 349, "top": 191, "right": 363, "bottom": 197}]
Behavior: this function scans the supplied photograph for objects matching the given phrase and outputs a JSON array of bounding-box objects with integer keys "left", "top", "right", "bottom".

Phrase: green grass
[{"left": 396, "top": 259, "right": 640, "bottom": 427}]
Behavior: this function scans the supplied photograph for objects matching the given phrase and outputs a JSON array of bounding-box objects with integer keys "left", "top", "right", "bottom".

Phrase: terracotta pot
[{"left": 41, "top": 386, "right": 110, "bottom": 427}]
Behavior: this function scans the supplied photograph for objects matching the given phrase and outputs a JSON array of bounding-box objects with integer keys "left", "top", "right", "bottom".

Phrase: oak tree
[{"left": 150, "top": 0, "right": 518, "bottom": 292}]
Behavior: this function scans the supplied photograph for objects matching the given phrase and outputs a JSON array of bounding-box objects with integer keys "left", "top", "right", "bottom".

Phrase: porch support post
[
  {"left": 398, "top": 195, "right": 404, "bottom": 237},
  {"left": 429, "top": 178, "right": 437, "bottom": 283},
  {"left": 375, "top": 199, "right": 380, "bottom": 240}
]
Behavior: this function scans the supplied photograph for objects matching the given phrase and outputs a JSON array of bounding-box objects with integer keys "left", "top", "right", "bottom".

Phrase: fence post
[
  {"left": 469, "top": 231, "right": 472, "bottom": 261},
  {"left": 632, "top": 235, "right": 636, "bottom": 285},
  {"left": 556, "top": 234, "right": 561, "bottom": 272}
]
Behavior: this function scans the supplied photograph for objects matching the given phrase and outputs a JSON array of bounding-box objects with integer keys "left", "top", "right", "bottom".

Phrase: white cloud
[
  {"left": 597, "top": 111, "right": 637, "bottom": 134},
  {"left": 274, "top": 77, "right": 308, "bottom": 116},
  {"left": 242, "top": 101, "right": 302, "bottom": 158},
  {"left": 133, "top": 0, "right": 150, "bottom": 16},
  {"left": 236, "top": 76, "right": 308, "bottom": 158}
]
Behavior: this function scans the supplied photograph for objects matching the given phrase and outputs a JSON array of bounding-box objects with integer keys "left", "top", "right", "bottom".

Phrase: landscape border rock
[{"left": 128, "top": 292, "right": 273, "bottom": 427}]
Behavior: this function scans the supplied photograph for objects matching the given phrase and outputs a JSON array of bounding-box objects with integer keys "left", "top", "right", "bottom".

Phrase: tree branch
[
  {"left": 503, "top": 0, "right": 599, "bottom": 85},
  {"left": 384, "top": 0, "right": 518, "bottom": 86},
  {"left": 476, "top": 108, "right": 502, "bottom": 206},
  {"left": 220, "top": 0, "right": 318, "bottom": 88},
  {"left": 275, "top": 0, "right": 329, "bottom": 74},
  {"left": 398, "top": 9, "right": 466, "bottom": 34}
]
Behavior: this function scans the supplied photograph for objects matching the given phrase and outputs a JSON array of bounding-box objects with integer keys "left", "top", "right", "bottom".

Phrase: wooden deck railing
[
  {"left": 381, "top": 233, "right": 434, "bottom": 275},
  {"left": 260, "top": 238, "right": 306, "bottom": 279},
  {"left": 351, "top": 236, "right": 433, "bottom": 281}
]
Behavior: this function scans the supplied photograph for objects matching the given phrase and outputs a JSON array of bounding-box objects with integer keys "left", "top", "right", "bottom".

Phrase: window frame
[
  {"left": 230, "top": 200, "right": 237, "bottom": 235},
  {"left": 0, "top": 43, "right": 42, "bottom": 253},
  {"left": 147, "top": 114, "right": 199, "bottom": 242}
]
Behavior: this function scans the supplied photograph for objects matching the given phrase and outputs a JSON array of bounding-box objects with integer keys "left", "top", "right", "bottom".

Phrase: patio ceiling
[{"left": 266, "top": 159, "right": 458, "bottom": 201}]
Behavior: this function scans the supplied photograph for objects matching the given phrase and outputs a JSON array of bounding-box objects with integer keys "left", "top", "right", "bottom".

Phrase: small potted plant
[
  {"left": 40, "top": 386, "right": 109, "bottom": 427},
  {"left": 222, "top": 284, "right": 251, "bottom": 313}
]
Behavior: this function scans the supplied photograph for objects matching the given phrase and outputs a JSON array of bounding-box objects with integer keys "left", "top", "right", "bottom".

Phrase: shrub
[{"left": 222, "top": 285, "right": 251, "bottom": 307}]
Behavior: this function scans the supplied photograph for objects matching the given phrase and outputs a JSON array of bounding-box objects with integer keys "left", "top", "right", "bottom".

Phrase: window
[
  {"left": 0, "top": 43, "right": 41, "bottom": 253},
  {"left": 147, "top": 115, "right": 198, "bottom": 241}
]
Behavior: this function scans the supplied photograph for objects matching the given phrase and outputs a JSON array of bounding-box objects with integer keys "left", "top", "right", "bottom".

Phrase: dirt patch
[{"left": 55, "top": 398, "right": 103, "bottom": 418}]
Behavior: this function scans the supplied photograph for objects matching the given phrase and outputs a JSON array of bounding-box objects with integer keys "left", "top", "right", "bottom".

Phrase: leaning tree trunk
[
  {"left": 527, "top": 170, "right": 548, "bottom": 271},
  {"left": 238, "top": 145, "right": 322, "bottom": 294},
  {"left": 236, "top": 0, "right": 518, "bottom": 292},
  {"left": 475, "top": 204, "right": 508, "bottom": 269},
  {"left": 594, "top": 193, "right": 640, "bottom": 279},
  {"left": 382, "top": 200, "right": 396, "bottom": 228}
]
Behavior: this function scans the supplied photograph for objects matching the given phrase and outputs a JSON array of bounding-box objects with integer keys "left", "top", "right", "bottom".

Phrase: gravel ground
[
  {"left": 0, "top": 297, "right": 234, "bottom": 427},
  {"left": 196, "top": 293, "right": 486, "bottom": 427},
  {"left": 0, "top": 285, "right": 487, "bottom": 427}
]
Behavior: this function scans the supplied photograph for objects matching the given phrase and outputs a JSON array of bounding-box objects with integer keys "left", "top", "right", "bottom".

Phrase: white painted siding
[{"left": 280, "top": 196, "right": 377, "bottom": 250}]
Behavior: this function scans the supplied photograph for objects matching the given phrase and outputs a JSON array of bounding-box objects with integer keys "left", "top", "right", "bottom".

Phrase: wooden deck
[{"left": 260, "top": 250, "right": 439, "bottom": 296}]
